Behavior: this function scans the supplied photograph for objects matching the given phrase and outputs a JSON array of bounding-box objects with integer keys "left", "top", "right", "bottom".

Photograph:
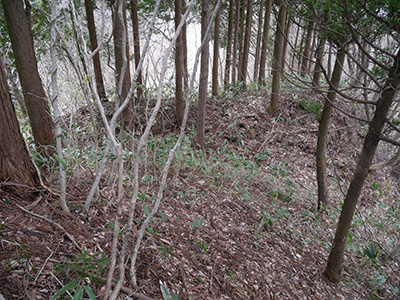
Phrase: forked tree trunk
[
  {"left": 269, "top": 3, "right": 287, "bottom": 116},
  {"left": 212, "top": 7, "right": 221, "bottom": 96},
  {"left": 130, "top": 0, "right": 144, "bottom": 99},
  {"left": 195, "top": 0, "right": 210, "bottom": 148},
  {"left": 316, "top": 47, "right": 345, "bottom": 211},
  {"left": 224, "top": 0, "right": 234, "bottom": 87},
  {"left": 324, "top": 50, "right": 400, "bottom": 282},
  {"left": 239, "top": 0, "right": 253, "bottom": 85},
  {"left": 84, "top": 0, "right": 107, "bottom": 101},
  {"left": 113, "top": 0, "right": 132, "bottom": 130},
  {"left": 258, "top": 0, "right": 271, "bottom": 84},
  {"left": 253, "top": 0, "right": 264, "bottom": 81},
  {"left": 2, "top": 0, "right": 54, "bottom": 149},
  {"left": 0, "top": 56, "right": 40, "bottom": 191},
  {"left": 175, "top": 0, "right": 184, "bottom": 125}
]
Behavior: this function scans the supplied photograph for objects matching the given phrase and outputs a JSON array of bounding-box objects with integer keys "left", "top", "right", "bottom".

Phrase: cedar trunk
[
  {"left": 237, "top": 0, "right": 246, "bottom": 82},
  {"left": 2, "top": 0, "right": 54, "bottom": 148},
  {"left": 175, "top": 0, "right": 184, "bottom": 125},
  {"left": 258, "top": 0, "right": 272, "bottom": 84},
  {"left": 231, "top": 0, "right": 241, "bottom": 83},
  {"left": 0, "top": 56, "right": 40, "bottom": 190},
  {"left": 269, "top": 3, "right": 287, "bottom": 116},
  {"left": 84, "top": 0, "right": 107, "bottom": 101},
  {"left": 195, "top": 0, "right": 210, "bottom": 148},
  {"left": 130, "top": 0, "right": 144, "bottom": 99},
  {"left": 224, "top": 0, "right": 234, "bottom": 87},
  {"left": 300, "top": 21, "right": 313, "bottom": 77},
  {"left": 253, "top": 0, "right": 264, "bottom": 81},
  {"left": 324, "top": 50, "right": 400, "bottom": 282},
  {"left": 212, "top": 7, "right": 221, "bottom": 96},
  {"left": 316, "top": 47, "right": 345, "bottom": 211},
  {"left": 312, "top": 35, "right": 326, "bottom": 89},
  {"left": 239, "top": 0, "right": 253, "bottom": 84},
  {"left": 113, "top": 0, "right": 132, "bottom": 130}
]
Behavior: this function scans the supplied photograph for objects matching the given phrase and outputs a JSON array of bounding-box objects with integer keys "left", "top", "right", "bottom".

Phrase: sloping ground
[{"left": 1, "top": 88, "right": 400, "bottom": 299}]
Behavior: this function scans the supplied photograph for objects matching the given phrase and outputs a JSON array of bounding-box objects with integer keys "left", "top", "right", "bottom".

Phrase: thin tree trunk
[
  {"left": 300, "top": 21, "right": 313, "bottom": 77},
  {"left": 280, "top": 16, "right": 291, "bottom": 72},
  {"left": 239, "top": 0, "right": 253, "bottom": 85},
  {"left": 84, "top": 0, "right": 107, "bottom": 101},
  {"left": 312, "top": 34, "right": 326, "bottom": 89},
  {"left": 232, "top": 0, "right": 241, "bottom": 83},
  {"left": 258, "top": 0, "right": 271, "bottom": 84},
  {"left": 291, "top": 20, "right": 300, "bottom": 70},
  {"left": 212, "top": 7, "right": 220, "bottom": 96},
  {"left": 182, "top": 0, "right": 189, "bottom": 90},
  {"left": 224, "top": 0, "right": 234, "bottom": 87},
  {"left": 130, "top": 0, "right": 143, "bottom": 99},
  {"left": 2, "top": 0, "right": 54, "bottom": 149},
  {"left": 324, "top": 50, "right": 400, "bottom": 282},
  {"left": 269, "top": 3, "right": 287, "bottom": 116},
  {"left": 237, "top": 0, "right": 246, "bottom": 82},
  {"left": 316, "top": 47, "right": 345, "bottom": 211},
  {"left": 253, "top": 0, "right": 264, "bottom": 81},
  {"left": 175, "top": 0, "right": 184, "bottom": 125}
]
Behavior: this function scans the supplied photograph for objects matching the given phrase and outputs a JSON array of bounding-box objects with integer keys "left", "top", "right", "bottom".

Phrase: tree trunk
[
  {"left": 84, "top": 0, "right": 107, "bottom": 102},
  {"left": 300, "top": 21, "right": 313, "bottom": 77},
  {"left": 324, "top": 50, "right": 400, "bottom": 282},
  {"left": 237, "top": 0, "right": 246, "bottom": 83},
  {"left": 182, "top": 0, "right": 189, "bottom": 90},
  {"left": 258, "top": 0, "right": 271, "bottom": 84},
  {"left": 291, "top": 20, "right": 300, "bottom": 70},
  {"left": 253, "top": 0, "right": 264, "bottom": 81},
  {"left": 239, "top": 0, "right": 253, "bottom": 85},
  {"left": 130, "top": 0, "right": 143, "bottom": 99},
  {"left": 2, "top": 0, "right": 54, "bottom": 149},
  {"left": 175, "top": 0, "right": 184, "bottom": 125},
  {"left": 312, "top": 34, "right": 326, "bottom": 89},
  {"left": 113, "top": 0, "right": 132, "bottom": 130},
  {"left": 316, "top": 47, "right": 345, "bottom": 211},
  {"left": 231, "top": 0, "right": 241, "bottom": 83},
  {"left": 280, "top": 16, "right": 291, "bottom": 72},
  {"left": 212, "top": 6, "right": 221, "bottom": 96},
  {"left": 195, "top": 0, "right": 210, "bottom": 148},
  {"left": 269, "top": 3, "right": 287, "bottom": 116},
  {"left": 0, "top": 55, "right": 40, "bottom": 191},
  {"left": 224, "top": 0, "right": 234, "bottom": 88}
]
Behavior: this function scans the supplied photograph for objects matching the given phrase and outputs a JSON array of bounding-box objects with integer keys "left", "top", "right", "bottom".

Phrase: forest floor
[{"left": 1, "top": 86, "right": 400, "bottom": 299}]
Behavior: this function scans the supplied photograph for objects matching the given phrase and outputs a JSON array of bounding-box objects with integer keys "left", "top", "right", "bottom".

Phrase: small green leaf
[
  {"left": 73, "top": 286, "right": 83, "bottom": 300},
  {"left": 55, "top": 155, "right": 67, "bottom": 170},
  {"left": 51, "top": 280, "right": 79, "bottom": 299},
  {"left": 83, "top": 286, "right": 96, "bottom": 300}
]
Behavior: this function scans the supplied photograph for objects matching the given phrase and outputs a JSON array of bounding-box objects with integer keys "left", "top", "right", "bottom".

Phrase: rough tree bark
[
  {"left": 212, "top": 6, "right": 221, "bottom": 96},
  {"left": 324, "top": 50, "right": 400, "bottom": 282},
  {"left": 231, "top": 0, "right": 241, "bottom": 83},
  {"left": 253, "top": 0, "right": 264, "bottom": 81},
  {"left": 316, "top": 47, "right": 345, "bottom": 211},
  {"left": 239, "top": 0, "right": 253, "bottom": 84},
  {"left": 280, "top": 16, "right": 291, "bottom": 72},
  {"left": 2, "top": 0, "right": 54, "bottom": 149},
  {"left": 113, "top": 0, "right": 132, "bottom": 130},
  {"left": 175, "top": 0, "right": 184, "bottom": 125},
  {"left": 237, "top": 0, "right": 246, "bottom": 82},
  {"left": 0, "top": 55, "right": 40, "bottom": 191},
  {"left": 269, "top": 3, "right": 287, "bottom": 116},
  {"left": 258, "top": 0, "right": 272, "bottom": 84},
  {"left": 84, "top": 0, "right": 107, "bottom": 101},
  {"left": 224, "top": 0, "right": 234, "bottom": 87},
  {"left": 130, "top": 0, "right": 144, "bottom": 99},
  {"left": 195, "top": 0, "right": 210, "bottom": 148}
]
